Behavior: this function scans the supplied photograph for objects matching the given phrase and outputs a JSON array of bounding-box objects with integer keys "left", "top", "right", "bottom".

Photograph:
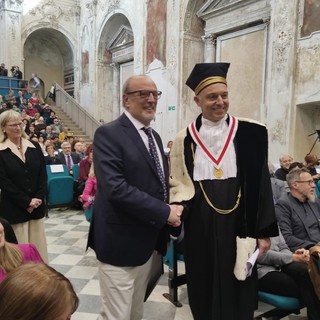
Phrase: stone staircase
[{"left": 52, "top": 105, "right": 92, "bottom": 144}]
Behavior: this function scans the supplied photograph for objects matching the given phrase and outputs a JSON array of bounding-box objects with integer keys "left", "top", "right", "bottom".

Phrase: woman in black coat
[{"left": 0, "top": 110, "right": 48, "bottom": 262}]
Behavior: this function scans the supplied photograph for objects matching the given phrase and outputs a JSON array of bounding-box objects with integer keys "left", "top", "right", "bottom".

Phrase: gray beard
[{"left": 307, "top": 193, "right": 316, "bottom": 203}]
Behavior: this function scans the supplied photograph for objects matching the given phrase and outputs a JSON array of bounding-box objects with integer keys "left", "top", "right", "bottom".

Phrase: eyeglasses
[
  {"left": 295, "top": 180, "right": 316, "bottom": 186},
  {"left": 125, "top": 90, "right": 162, "bottom": 100},
  {"left": 6, "top": 122, "right": 23, "bottom": 128}
]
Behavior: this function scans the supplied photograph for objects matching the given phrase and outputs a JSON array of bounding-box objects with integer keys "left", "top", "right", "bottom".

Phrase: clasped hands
[
  {"left": 27, "top": 198, "right": 42, "bottom": 213},
  {"left": 167, "top": 204, "right": 183, "bottom": 227}
]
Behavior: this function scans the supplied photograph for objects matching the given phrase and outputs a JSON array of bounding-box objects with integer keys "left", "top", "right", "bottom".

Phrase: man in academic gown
[{"left": 169, "top": 63, "right": 278, "bottom": 320}]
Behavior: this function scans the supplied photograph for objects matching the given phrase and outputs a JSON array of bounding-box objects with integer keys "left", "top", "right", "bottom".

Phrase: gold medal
[{"left": 213, "top": 167, "right": 223, "bottom": 178}]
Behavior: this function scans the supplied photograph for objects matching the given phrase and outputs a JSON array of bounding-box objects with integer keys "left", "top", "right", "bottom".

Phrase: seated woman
[
  {"left": 257, "top": 230, "right": 320, "bottom": 320},
  {"left": 0, "top": 263, "right": 79, "bottom": 320},
  {"left": 0, "top": 222, "right": 43, "bottom": 281},
  {"left": 44, "top": 143, "right": 61, "bottom": 165}
]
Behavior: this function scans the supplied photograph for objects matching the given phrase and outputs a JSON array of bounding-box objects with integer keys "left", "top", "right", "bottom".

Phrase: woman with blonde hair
[
  {"left": 0, "top": 110, "right": 48, "bottom": 262},
  {"left": 0, "top": 263, "right": 79, "bottom": 320},
  {"left": 0, "top": 222, "right": 42, "bottom": 281}
]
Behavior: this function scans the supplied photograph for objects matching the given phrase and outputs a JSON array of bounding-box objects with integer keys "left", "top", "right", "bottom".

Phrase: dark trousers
[{"left": 259, "top": 262, "right": 320, "bottom": 320}]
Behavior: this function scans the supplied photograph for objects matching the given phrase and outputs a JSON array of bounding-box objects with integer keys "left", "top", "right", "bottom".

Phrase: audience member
[
  {"left": 57, "top": 141, "right": 80, "bottom": 174},
  {"left": 269, "top": 162, "right": 288, "bottom": 202},
  {"left": 29, "top": 91, "right": 40, "bottom": 106},
  {"left": 0, "top": 263, "right": 79, "bottom": 320},
  {"left": 0, "top": 222, "right": 43, "bottom": 281},
  {"left": 25, "top": 102, "right": 38, "bottom": 118},
  {"left": 80, "top": 163, "right": 96, "bottom": 222},
  {"left": 0, "top": 102, "right": 7, "bottom": 113},
  {"left": 59, "top": 126, "right": 73, "bottom": 144},
  {"left": 47, "top": 110, "right": 57, "bottom": 125},
  {"left": 34, "top": 116, "right": 46, "bottom": 135},
  {"left": 50, "top": 117, "right": 63, "bottom": 134},
  {"left": 73, "top": 140, "right": 85, "bottom": 159},
  {"left": 44, "top": 143, "right": 61, "bottom": 165},
  {"left": 41, "top": 104, "right": 52, "bottom": 125},
  {"left": 4, "top": 89, "right": 16, "bottom": 104},
  {"left": 257, "top": 229, "right": 320, "bottom": 320},
  {"left": 11, "top": 66, "right": 22, "bottom": 79},
  {"left": 0, "top": 63, "right": 8, "bottom": 76},
  {"left": 19, "top": 98, "right": 28, "bottom": 110},
  {"left": 304, "top": 153, "right": 320, "bottom": 181},
  {"left": 15, "top": 90, "right": 24, "bottom": 109},
  {"left": 0, "top": 110, "right": 48, "bottom": 262},
  {"left": 276, "top": 167, "right": 320, "bottom": 251},
  {"left": 27, "top": 123, "right": 37, "bottom": 139},
  {"left": 275, "top": 154, "right": 293, "bottom": 181},
  {"left": 288, "top": 161, "right": 304, "bottom": 171}
]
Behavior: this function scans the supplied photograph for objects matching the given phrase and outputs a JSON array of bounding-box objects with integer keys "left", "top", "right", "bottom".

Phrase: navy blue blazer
[{"left": 87, "top": 113, "right": 170, "bottom": 266}]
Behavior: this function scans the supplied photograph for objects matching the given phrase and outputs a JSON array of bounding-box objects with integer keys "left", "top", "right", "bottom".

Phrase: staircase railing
[{"left": 54, "top": 83, "right": 100, "bottom": 141}]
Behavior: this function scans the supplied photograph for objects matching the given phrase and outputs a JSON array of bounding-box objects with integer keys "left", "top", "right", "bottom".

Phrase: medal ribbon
[{"left": 188, "top": 115, "right": 238, "bottom": 168}]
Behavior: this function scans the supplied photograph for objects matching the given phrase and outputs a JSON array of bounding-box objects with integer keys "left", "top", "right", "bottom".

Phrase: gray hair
[
  {"left": 61, "top": 141, "right": 71, "bottom": 149},
  {"left": 0, "top": 110, "right": 28, "bottom": 142},
  {"left": 286, "top": 167, "right": 311, "bottom": 188}
]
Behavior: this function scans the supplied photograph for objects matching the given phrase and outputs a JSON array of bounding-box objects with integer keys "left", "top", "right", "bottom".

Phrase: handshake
[{"left": 167, "top": 204, "right": 184, "bottom": 227}]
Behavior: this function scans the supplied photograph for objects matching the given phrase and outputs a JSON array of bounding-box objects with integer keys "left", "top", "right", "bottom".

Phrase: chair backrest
[
  {"left": 72, "top": 163, "right": 80, "bottom": 181},
  {"left": 47, "top": 176, "right": 74, "bottom": 205}
]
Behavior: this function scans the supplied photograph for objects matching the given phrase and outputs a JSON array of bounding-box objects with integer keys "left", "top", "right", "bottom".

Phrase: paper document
[
  {"left": 246, "top": 248, "right": 259, "bottom": 277},
  {"left": 50, "top": 164, "right": 64, "bottom": 173}
]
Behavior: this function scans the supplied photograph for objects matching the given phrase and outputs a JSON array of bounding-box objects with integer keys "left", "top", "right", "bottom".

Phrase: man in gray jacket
[{"left": 276, "top": 167, "right": 320, "bottom": 251}]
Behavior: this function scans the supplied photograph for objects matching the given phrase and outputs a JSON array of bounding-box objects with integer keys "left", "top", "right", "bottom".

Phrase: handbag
[{"left": 308, "top": 244, "right": 320, "bottom": 300}]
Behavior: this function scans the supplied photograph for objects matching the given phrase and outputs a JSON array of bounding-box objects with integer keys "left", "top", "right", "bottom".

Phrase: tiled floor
[{"left": 45, "top": 208, "right": 307, "bottom": 320}]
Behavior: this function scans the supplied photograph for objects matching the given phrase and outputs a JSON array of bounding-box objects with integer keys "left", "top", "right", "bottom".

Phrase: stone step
[{"left": 52, "top": 106, "right": 92, "bottom": 145}]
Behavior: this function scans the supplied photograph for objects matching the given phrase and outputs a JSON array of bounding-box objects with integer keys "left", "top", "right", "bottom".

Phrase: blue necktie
[{"left": 143, "top": 127, "right": 167, "bottom": 201}]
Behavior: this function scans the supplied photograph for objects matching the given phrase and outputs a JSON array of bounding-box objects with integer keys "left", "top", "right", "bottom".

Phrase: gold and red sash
[{"left": 188, "top": 115, "right": 238, "bottom": 178}]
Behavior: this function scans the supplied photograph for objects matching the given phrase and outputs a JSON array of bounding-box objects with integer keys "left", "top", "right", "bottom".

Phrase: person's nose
[
  {"left": 216, "top": 95, "right": 224, "bottom": 105},
  {"left": 147, "top": 92, "right": 156, "bottom": 102}
]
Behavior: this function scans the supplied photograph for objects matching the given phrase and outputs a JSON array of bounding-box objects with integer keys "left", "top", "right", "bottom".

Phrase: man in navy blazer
[
  {"left": 87, "top": 75, "right": 182, "bottom": 320},
  {"left": 276, "top": 167, "right": 320, "bottom": 251}
]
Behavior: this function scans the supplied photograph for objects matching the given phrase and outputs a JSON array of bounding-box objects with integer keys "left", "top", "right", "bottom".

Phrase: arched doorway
[{"left": 23, "top": 28, "right": 75, "bottom": 100}]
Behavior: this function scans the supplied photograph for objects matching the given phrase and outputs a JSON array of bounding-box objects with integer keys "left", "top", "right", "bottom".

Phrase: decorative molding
[
  {"left": 270, "top": 120, "right": 286, "bottom": 145},
  {"left": 107, "top": 0, "right": 120, "bottom": 15},
  {"left": 201, "top": 33, "right": 217, "bottom": 46},
  {"left": 0, "top": 0, "right": 23, "bottom": 12},
  {"left": 29, "top": 0, "right": 79, "bottom": 23},
  {"left": 167, "top": 39, "right": 177, "bottom": 85},
  {"left": 272, "top": 3, "right": 293, "bottom": 73},
  {"left": 107, "top": 25, "right": 133, "bottom": 52},
  {"left": 86, "top": 0, "right": 98, "bottom": 17}
]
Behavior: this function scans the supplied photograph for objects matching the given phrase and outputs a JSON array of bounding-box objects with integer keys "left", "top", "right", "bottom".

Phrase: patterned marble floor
[{"left": 45, "top": 208, "right": 307, "bottom": 320}]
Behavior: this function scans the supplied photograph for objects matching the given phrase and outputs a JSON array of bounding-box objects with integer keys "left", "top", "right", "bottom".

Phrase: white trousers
[
  {"left": 12, "top": 218, "right": 48, "bottom": 263},
  {"left": 97, "top": 252, "right": 155, "bottom": 320}
]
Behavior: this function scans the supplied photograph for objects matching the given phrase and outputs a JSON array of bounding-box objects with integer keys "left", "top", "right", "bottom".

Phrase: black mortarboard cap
[{"left": 186, "top": 62, "right": 230, "bottom": 95}]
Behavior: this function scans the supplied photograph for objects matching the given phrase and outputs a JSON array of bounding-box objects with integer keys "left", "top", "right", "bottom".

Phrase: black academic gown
[{"left": 174, "top": 114, "right": 278, "bottom": 320}]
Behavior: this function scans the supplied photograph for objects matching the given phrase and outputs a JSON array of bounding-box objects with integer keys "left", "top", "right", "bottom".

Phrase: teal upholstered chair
[
  {"left": 45, "top": 164, "right": 75, "bottom": 215},
  {"left": 254, "top": 291, "right": 303, "bottom": 320}
]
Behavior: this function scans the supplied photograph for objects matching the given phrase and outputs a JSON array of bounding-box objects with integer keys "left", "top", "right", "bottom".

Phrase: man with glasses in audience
[
  {"left": 276, "top": 167, "right": 320, "bottom": 251},
  {"left": 88, "top": 75, "right": 182, "bottom": 320}
]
